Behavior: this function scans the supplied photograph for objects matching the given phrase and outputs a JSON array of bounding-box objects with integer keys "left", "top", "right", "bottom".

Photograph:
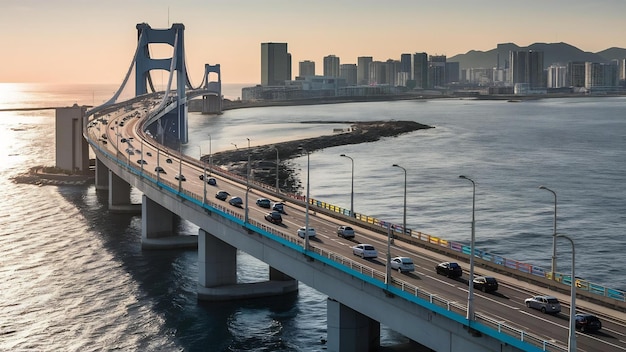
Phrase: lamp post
[
  {"left": 392, "top": 164, "right": 407, "bottom": 242},
  {"left": 459, "top": 175, "right": 476, "bottom": 321},
  {"left": 299, "top": 146, "right": 311, "bottom": 251},
  {"left": 140, "top": 139, "right": 144, "bottom": 174},
  {"left": 557, "top": 234, "right": 576, "bottom": 352},
  {"left": 273, "top": 147, "right": 280, "bottom": 193},
  {"left": 199, "top": 145, "right": 206, "bottom": 204},
  {"left": 178, "top": 144, "right": 183, "bottom": 192},
  {"left": 208, "top": 134, "right": 212, "bottom": 175},
  {"left": 385, "top": 223, "right": 392, "bottom": 290},
  {"left": 231, "top": 143, "right": 238, "bottom": 150},
  {"left": 539, "top": 185, "right": 558, "bottom": 280},
  {"left": 340, "top": 154, "right": 355, "bottom": 217},
  {"left": 245, "top": 138, "right": 251, "bottom": 223}
]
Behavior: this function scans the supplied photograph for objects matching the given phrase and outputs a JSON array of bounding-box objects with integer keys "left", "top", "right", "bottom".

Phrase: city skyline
[{"left": 1, "top": 0, "right": 625, "bottom": 85}]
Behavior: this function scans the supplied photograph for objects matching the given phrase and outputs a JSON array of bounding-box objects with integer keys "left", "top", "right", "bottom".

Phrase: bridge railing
[{"left": 310, "top": 197, "right": 626, "bottom": 305}]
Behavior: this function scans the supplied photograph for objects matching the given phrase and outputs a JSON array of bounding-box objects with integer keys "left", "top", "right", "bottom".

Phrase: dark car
[
  {"left": 166, "top": 158, "right": 173, "bottom": 164},
  {"left": 229, "top": 196, "right": 243, "bottom": 207},
  {"left": 175, "top": 174, "right": 186, "bottom": 181},
  {"left": 215, "top": 190, "right": 229, "bottom": 201},
  {"left": 435, "top": 262, "right": 463, "bottom": 278},
  {"left": 264, "top": 211, "right": 283, "bottom": 224},
  {"left": 136, "top": 159, "right": 147, "bottom": 165},
  {"left": 473, "top": 276, "right": 499, "bottom": 292},
  {"left": 199, "top": 175, "right": 217, "bottom": 186},
  {"left": 272, "top": 202, "right": 286, "bottom": 213},
  {"left": 256, "top": 198, "right": 271, "bottom": 208},
  {"left": 154, "top": 166, "right": 166, "bottom": 174},
  {"left": 575, "top": 314, "right": 602, "bottom": 332}
]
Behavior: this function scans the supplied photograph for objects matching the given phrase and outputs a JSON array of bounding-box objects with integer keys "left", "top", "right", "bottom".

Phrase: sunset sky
[{"left": 1, "top": 0, "right": 625, "bottom": 85}]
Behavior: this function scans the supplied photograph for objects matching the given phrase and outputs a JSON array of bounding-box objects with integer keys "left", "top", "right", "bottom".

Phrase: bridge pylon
[
  {"left": 201, "top": 64, "right": 222, "bottom": 114},
  {"left": 135, "top": 22, "right": 189, "bottom": 144}
]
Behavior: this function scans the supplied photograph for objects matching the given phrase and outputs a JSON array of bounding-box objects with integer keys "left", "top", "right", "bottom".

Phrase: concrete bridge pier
[
  {"left": 108, "top": 170, "right": 139, "bottom": 213},
  {"left": 327, "top": 298, "right": 380, "bottom": 352},
  {"left": 95, "top": 158, "right": 109, "bottom": 191},
  {"left": 197, "top": 229, "right": 298, "bottom": 301},
  {"left": 201, "top": 95, "right": 222, "bottom": 114},
  {"left": 141, "top": 195, "right": 196, "bottom": 249}
]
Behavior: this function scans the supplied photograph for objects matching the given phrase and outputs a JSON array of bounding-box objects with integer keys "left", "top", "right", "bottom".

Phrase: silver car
[
  {"left": 390, "top": 256, "right": 415, "bottom": 273},
  {"left": 352, "top": 244, "right": 377, "bottom": 259},
  {"left": 525, "top": 295, "right": 561, "bottom": 314}
]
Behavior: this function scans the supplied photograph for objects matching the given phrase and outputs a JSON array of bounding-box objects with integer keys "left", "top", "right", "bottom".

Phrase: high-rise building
[
  {"left": 412, "top": 53, "right": 428, "bottom": 89},
  {"left": 400, "top": 53, "right": 412, "bottom": 77},
  {"left": 567, "top": 61, "right": 586, "bottom": 87},
  {"left": 429, "top": 55, "right": 446, "bottom": 88},
  {"left": 357, "top": 56, "right": 373, "bottom": 85},
  {"left": 261, "top": 42, "right": 291, "bottom": 86},
  {"left": 369, "top": 61, "right": 387, "bottom": 85},
  {"left": 323, "top": 55, "right": 340, "bottom": 77},
  {"left": 508, "top": 50, "right": 544, "bottom": 88},
  {"left": 547, "top": 65, "right": 567, "bottom": 88},
  {"left": 585, "top": 62, "right": 619, "bottom": 89},
  {"left": 299, "top": 60, "right": 315, "bottom": 77},
  {"left": 340, "top": 64, "right": 357, "bottom": 86},
  {"left": 445, "top": 62, "right": 460, "bottom": 84}
]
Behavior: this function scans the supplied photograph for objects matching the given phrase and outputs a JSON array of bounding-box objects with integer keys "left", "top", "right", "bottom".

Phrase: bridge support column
[
  {"left": 197, "top": 229, "right": 298, "bottom": 301},
  {"left": 198, "top": 228, "right": 237, "bottom": 287},
  {"left": 327, "top": 298, "right": 380, "bottom": 352},
  {"left": 140, "top": 195, "right": 196, "bottom": 249},
  {"left": 95, "top": 157, "right": 109, "bottom": 191},
  {"left": 108, "top": 170, "right": 135, "bottom": 212}
]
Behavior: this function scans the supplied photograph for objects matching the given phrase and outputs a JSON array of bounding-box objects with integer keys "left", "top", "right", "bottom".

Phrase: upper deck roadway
[{"left": 86, "top": 96, "right": 626, "bottom": 352}]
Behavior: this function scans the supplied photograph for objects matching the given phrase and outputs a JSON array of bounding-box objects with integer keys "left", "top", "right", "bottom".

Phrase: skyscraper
[
  {"left": 340, "top": 64, "right": 357, "bottom": 86},
  {"left": 413, "top": 53, "right": 428, "bottom": 89},
  {"left": 508, "top": 50, "right": 544, "bottom": 88},
  {"left": 429, "top": 55, "right": 446, "bottom": 88},
  {"left": 261, "top": 42, "right": 291, "bottom": 86},
  {"left": 299, "top": 60, "right": 315, "bottom": 77},
  {"left": 357, "top": 56, "right": 373, "bottom": 85},
  {"left": 324, "top": 55, "right": 340, "bottom": 78},
  {"left": 400, "top": 53, "right": 412, "bottom": 77}
]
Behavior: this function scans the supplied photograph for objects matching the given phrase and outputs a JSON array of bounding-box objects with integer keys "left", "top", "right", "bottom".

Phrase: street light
[
  {"left": 199, "top": 145, "right": 206, "bottom": 204},
  {"left": 557, "top": 234, "right": 577, "bottom": 352},
  {"left": 208, "top": 134, "right": 212, "bottom": 175},
  {"left": 539, "top": 185, "right": 558, "bottom": 280},
  {"left": 459, "top": 175, "right": 476, "bottom": 321},
  {"left": 299, "top": 146, "right": 311, "bottom": 252},
  {"left": 245, "top": 138, "right": 251, "bottom": 223},
  {"left": 392, "top": 164, "right": 407, "bottom": 242},
  {"left": 231, "top": 143, "right": 238, "bottom": 150},
  {"left": 340, "top": 154, "right": 355, "bottom": 217},
  {"left": 272, "top": 147, "right": 280, "bottom": 193}
]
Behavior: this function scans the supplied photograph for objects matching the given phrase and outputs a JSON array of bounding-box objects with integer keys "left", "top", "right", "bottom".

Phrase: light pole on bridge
[
  {"left": 340, "top": 154, "right": 355, "bottom": 217},
  {"left": 392, "top": 164, "right": 407, "bottom": 243},
  {"left": 459, "top": 175, "right": 476, "bottom": 322},
  {"left": 557, "top": 233, "right": 577, "bottom": 352},
  {"left": 539, "top": 185, "right": 558, "bottom": 281},
  {"left": 299, "top": 146, "right": 311, "bottom": 252},
  {"left": 245, "top": 138, "right": 251, "bottom": 224},
  {"left": 272, "top": 147, "right": 280, "bottom": 193}
]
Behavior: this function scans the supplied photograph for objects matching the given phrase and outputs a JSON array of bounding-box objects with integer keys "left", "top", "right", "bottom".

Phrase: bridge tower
[
  {"left": 201, "top": 64, "right": 222, "bottom": 114},
  {"left": 135, "top": 23, "right": 189, "bottom": 144}
]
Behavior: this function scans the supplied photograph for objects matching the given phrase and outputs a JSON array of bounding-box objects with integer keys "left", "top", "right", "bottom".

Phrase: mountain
[{"left": 448, "top": 42, "right": 625, "bottom": 70}]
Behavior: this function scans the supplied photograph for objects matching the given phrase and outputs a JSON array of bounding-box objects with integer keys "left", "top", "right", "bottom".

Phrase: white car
[
  {"left": 390, "top": 256, "right": 415, "bottom": 273},
  {"left": 297, "top": 227, "right": 316, "bottom": 238},
  {"left": 352, "top": 244, "right": 377, "bottom": 258},
  {"left": 337, "top": 225, "right": 355, "bottom": 238}
]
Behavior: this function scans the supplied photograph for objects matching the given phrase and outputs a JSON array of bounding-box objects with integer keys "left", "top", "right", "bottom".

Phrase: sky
[{"left": 1, "top": 0, "right": 625, "bottom": 85}]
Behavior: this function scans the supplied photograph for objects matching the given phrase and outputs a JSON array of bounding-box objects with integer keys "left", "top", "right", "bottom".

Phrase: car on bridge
[
  {"left": 337, "top": 225, "right": 355, "bottom": 239},
  {"left": 136, "top": 159, "right": 147, "bottom": 165},
  {"left": 390, "top": 256, "right": 415, "bottom": 273},
  {"left": 264, "top": 211, "right": 282, "bottom": 224},
  {"left": 575, "top": 313, "right": 602, "bottom": 332},
  {"left": 525, "top": 295, "right": 561, "bottom": 314},
  {"left": 435, "top": 262, "right": 462, "bottom": 278},
  {"left": 229, "top": 196, "right": 243, "bottom": 207},
  {"left": 256, "top": 198, "right": 271, "bottom": 208},
  {"left": 154, "top": 166, "right": 166, "bottom": 174},
  {"left": 297, "top": 227, "right": 316, "bottom": 238},
  {"left": 215, "top": 190, "right": 229, "bottom": 201},
  {"left": 472, "top": 276, "right": 499, "bottom": 292},
  {"left": 199, "top": 175, "right": 217, "bottom": 186},
  {"left": 352, "top": 244, "right": 377, "bottom": 259},
  {"left": 166, "top": 158, "right": 173, "bottom": 163},
  {"left": 272, "top": 202, "right": 286, "bottom": 214},
  {"left": 175, "top": 174, "right": 186, "bottom": 181}
]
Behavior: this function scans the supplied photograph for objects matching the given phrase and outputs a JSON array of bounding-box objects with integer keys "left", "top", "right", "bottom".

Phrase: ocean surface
[{"left": 1, "top": 83, "right": 625, "bottom": 351}]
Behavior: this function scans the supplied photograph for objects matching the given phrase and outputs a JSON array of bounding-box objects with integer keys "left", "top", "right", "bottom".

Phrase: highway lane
[{"left": 87, "top": 102, "right": 626, "bottom": 352}]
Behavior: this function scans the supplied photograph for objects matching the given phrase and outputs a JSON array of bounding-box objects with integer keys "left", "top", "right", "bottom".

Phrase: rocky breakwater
[{"left": 205, "top": 120, "right": 433, "bottom": 194}]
